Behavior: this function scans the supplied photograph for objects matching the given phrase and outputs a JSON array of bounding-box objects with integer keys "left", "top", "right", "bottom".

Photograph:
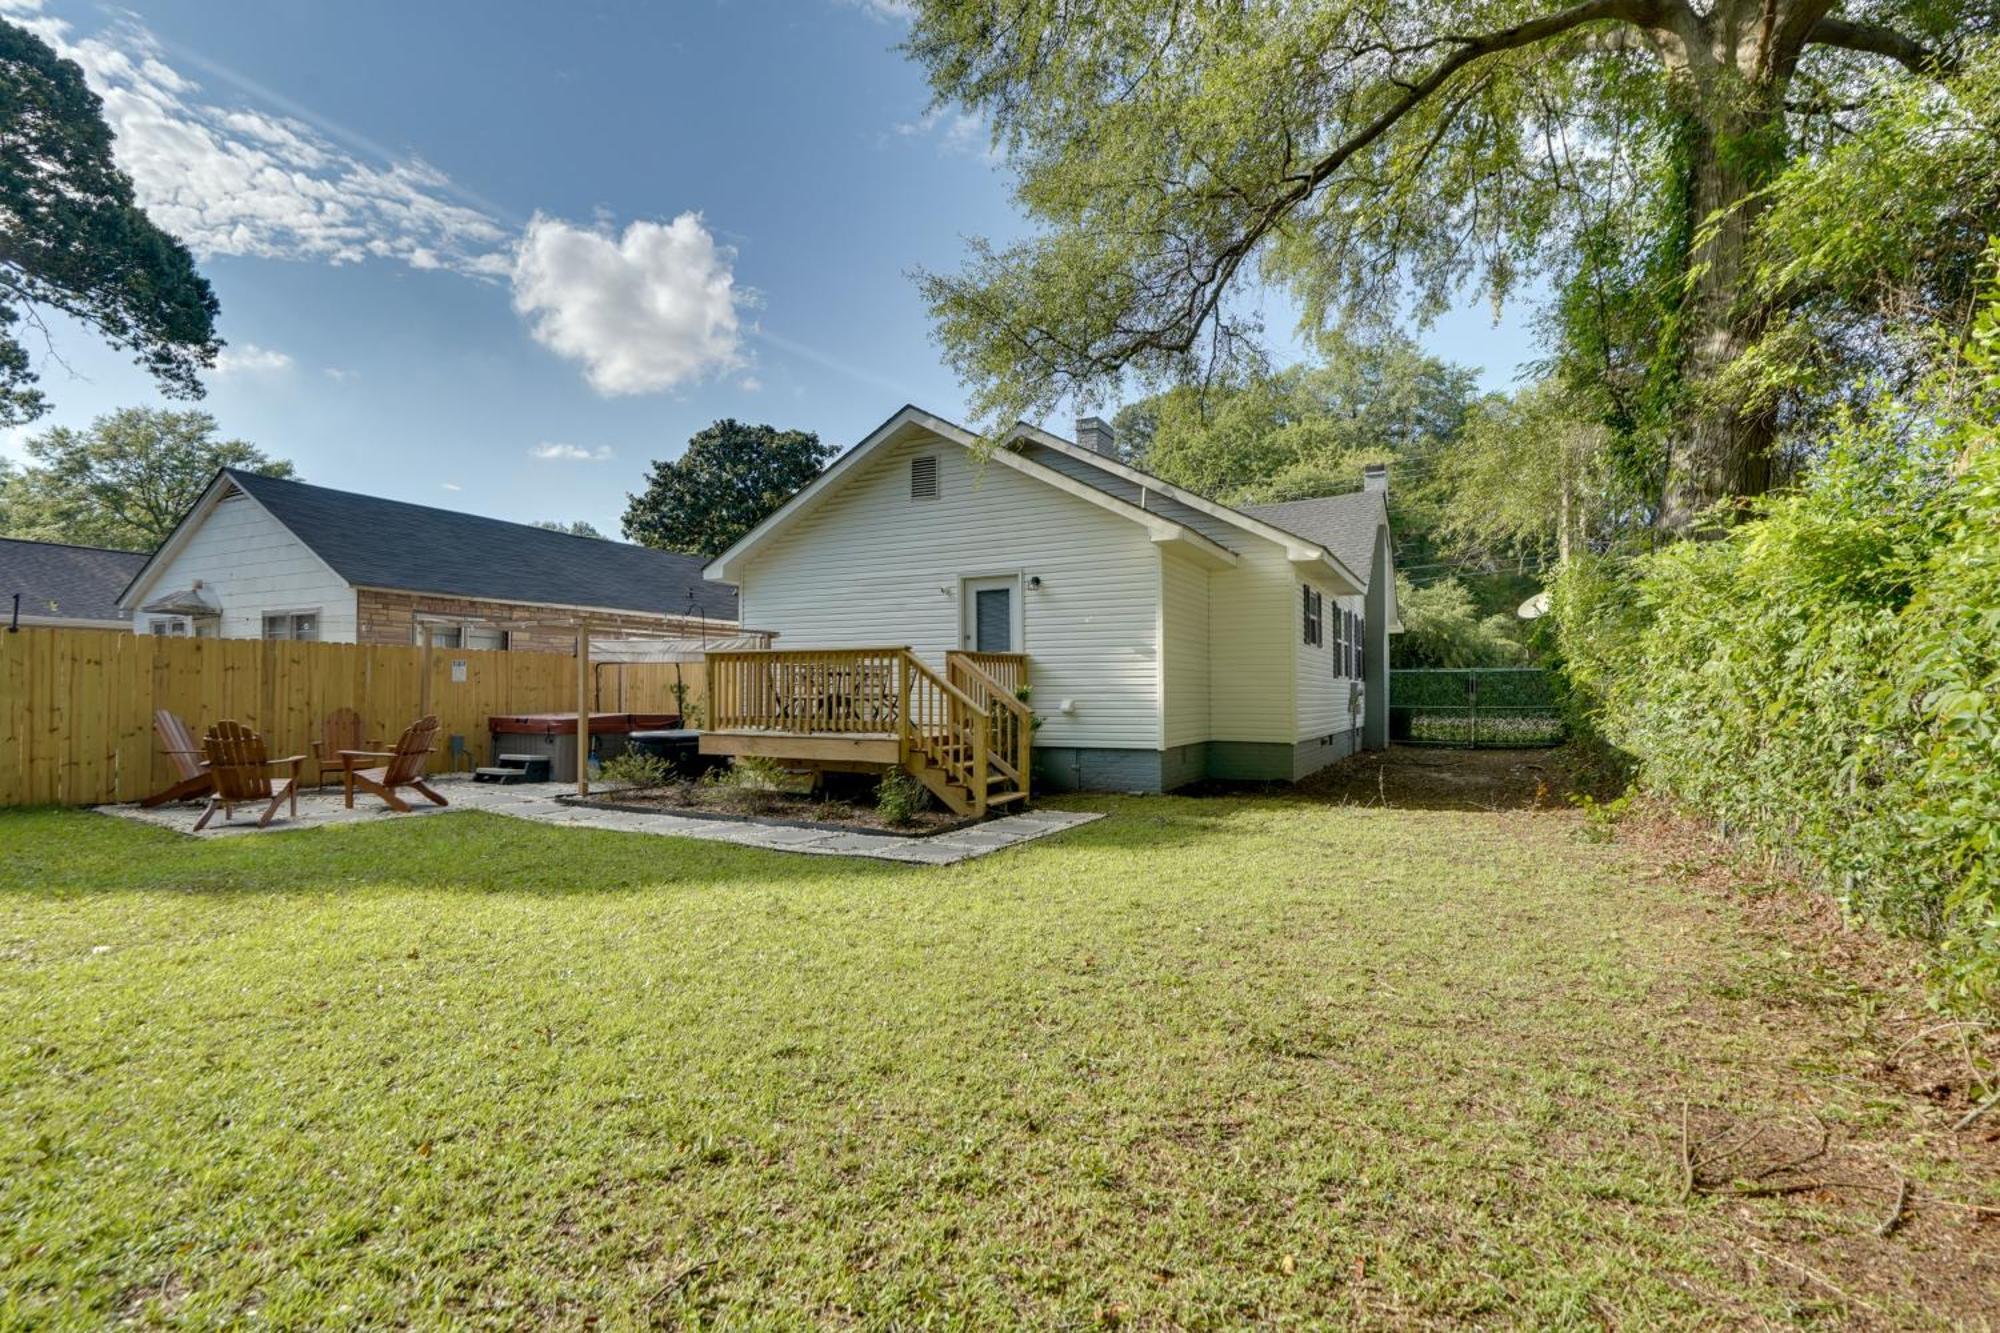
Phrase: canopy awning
[
  {"left": 140, "top": 587, "right": 220, "bottom": 617},
  {"left": 589, "top": 634, "right": 772, "bottom": 663}
]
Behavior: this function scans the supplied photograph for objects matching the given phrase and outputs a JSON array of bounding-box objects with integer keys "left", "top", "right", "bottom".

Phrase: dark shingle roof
[
  {"left": 222, "top": 471, "right": 738, "bottom": 621},
  {"left": 1011, "top": 426, "right": 1388, "bottom": 580},
  {"left": 1238, "top": 492, "right": 1388, "bottom": 579},
  {"left": 0, "top": 537, "right": 148, "bottom": 623}
]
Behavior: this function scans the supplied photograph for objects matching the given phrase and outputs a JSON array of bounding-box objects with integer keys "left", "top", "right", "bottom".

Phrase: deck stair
[
  {"left": 473, "top": 752, "right": 554, "bottom": 785},
  {"left": 703, "top": 647, "right": 1033, "bottom": 818}
]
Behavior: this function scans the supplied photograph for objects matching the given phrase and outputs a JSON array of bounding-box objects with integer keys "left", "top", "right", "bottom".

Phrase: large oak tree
[
  {"left": 905, "top": 0, "right": 1978, "bottom": 532},
  {"left": 0, "top": 21, "right": 221, "bottom": 425}
]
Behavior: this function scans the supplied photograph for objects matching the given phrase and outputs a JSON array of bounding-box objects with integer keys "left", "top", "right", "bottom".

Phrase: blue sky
[{"left": 3, "top": 0, "right": 1541, "bottom": 536}]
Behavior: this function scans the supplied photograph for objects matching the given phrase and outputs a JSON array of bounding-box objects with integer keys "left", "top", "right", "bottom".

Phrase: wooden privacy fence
[{"left": 0, "top": 627, "right": 706, "bottom": 807}]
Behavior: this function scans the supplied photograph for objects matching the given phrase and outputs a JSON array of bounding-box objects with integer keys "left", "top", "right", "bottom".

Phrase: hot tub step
[{"left": 473, "top": 753, "right": 554, "bottom": 784}]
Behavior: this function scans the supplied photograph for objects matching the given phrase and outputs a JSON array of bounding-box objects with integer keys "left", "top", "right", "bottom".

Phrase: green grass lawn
[{"left": 0, "top": 796, "right": 1985, "bottom": 1326}]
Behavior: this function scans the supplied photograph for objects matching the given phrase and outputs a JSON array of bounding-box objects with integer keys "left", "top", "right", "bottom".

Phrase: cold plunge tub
[{"left": 485, "top": 712, "right": 680, "bottom": 782}]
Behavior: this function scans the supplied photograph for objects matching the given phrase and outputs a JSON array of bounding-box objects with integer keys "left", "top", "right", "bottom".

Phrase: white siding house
[
  {"left": 705, "top": 405, "right": 1401, "bottom": 791},
  {"left": 129, "top": 489, "right": 357, "bottom": 639},
  {"left": 118, "top": 469, "right": 741, "bottom": 647}
]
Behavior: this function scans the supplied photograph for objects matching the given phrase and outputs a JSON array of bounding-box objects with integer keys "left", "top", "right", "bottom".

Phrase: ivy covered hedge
[{"left": 1554, "top": 299, "right": 2000, "bottom": 1009}]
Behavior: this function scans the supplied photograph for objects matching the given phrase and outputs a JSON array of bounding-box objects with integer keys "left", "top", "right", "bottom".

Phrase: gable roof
[
  {"left": 702, "top": 405, "right": 1238, "bottom": 582},
  {"left": 1239, "top": 492, "right": 1387, "bottom": 586},
  {"left": 122, "top": 470, "right": 739, "bottom": 622},
  {"left": 0, "top": 537, "right": 148, "bottom": 625},
  {"left": 1000, "top": 424, "right": 1373, "bottom": 593}
]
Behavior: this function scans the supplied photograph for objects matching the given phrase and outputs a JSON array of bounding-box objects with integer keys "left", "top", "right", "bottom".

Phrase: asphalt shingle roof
[
  {"left": 222, "top": 470, "right": 739, "bottom": 622},
  {"left": 1238, "top": 491, "right": 1388, "bottom": 580},
  {"left": 1013, "top": 431, "right": 1387, "bottom": 580},
  {"left": 0, "top": 537, "right": 148, "bottom": 623}
]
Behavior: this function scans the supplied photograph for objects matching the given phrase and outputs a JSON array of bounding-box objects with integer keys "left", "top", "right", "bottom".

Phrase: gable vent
[{"left": 910, "top": 454, "right": 939, "bottom": 501}]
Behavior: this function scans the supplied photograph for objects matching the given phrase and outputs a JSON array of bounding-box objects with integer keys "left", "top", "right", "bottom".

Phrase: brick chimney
[
  {"left": 1363, "top": 462, "right": 1388, "bottom": 494},
  {"left": 1075, "top": 416, "right": 1116, "bottom": 458}
]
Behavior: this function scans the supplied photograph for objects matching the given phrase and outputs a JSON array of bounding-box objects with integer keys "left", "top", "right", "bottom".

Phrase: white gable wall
[
  {"left": 735, "top": 432, "right": 1163, "bottom": 752},
  {"left": 129, "top": 492, "right": 357, "bottom": 639}
]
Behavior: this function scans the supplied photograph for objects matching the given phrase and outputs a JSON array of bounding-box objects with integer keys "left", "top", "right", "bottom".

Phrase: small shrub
[
  {"left": 670, "top": 679, "right": 707, "bottom": 729},
  {"left": 599, "top": 751, "right": 670, "bottom": 789},
  {"left": 705, "top": 755, "right": 791, "bottom": 791},
  {"left": 875, "top": 770, "right": 930, "bottom": 826},
  {"left": 1570, "top": 787, "right": 1636, "bottom": 844}
]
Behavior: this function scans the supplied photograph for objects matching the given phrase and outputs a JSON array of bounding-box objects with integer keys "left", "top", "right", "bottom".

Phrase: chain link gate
[{"left": 1388, "top": 668, "right": 1565, "bottom": 748}]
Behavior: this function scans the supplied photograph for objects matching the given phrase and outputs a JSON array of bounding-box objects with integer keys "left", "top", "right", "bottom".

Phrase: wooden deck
[{"left": 702, "top": 648, "right": 1032, "bottom": 816}]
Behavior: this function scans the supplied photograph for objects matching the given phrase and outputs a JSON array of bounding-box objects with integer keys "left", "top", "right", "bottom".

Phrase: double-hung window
[
  {"left": 1301, "top": 585, "right": 1323, "bottom": 646},
  {"left": 262, "top": 612, "right": 320, "bottom": 641}
]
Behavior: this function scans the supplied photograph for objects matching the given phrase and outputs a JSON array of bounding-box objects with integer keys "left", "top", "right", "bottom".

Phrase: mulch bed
[{"left": 562, "top": 782, "right": 975, "bottom": 837}]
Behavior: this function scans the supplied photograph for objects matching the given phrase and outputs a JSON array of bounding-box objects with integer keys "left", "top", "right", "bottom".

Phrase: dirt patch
[
  {"left": 1286, "top": 743, "right": 1595, "bottom": 811},
  {"left": 1611, "top": 801, "right": 2000, "bottom": 1324},
  {"left": 569, "top": 781, "right": 972, "bottom": 836}
]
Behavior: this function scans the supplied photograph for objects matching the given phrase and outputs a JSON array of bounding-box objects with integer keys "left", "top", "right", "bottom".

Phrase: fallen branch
[
  {"left": 1953, "top": 1085, "right": 2000, "bottom": 1133},
  {"left": 1874, "top": 1177, "right": 1911, "bottom": 1238},
  {"left": 1679, "top": 1099, "right": 1694, "bottom": 1201},
  {"left": 1747, "top": 1118, "right": 1829, "bottom": 1181}
]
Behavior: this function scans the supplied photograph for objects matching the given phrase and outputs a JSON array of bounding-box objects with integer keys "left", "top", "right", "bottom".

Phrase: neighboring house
[
  {"left": 702, "top": 404, "right": 1400, "bottom": 792},
  {"left": 118, "top": 470, "right": 741, "bottom": 650},
  {"left": 0, "top": 537, "right": 149, "bottom": 631}
]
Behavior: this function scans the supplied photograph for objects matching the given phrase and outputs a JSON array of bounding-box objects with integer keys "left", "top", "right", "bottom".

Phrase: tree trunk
[
  {"left": 1650, "top": 0, "right": 1835, "bottom": 533},
  {"left": 1656, "top": 102, "right": 1783, "bottom": 534}
]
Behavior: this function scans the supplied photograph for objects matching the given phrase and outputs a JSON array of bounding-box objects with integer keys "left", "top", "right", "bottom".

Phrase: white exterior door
[{"left": 961, "top": 575, "right": 1021, "bottom": 653}]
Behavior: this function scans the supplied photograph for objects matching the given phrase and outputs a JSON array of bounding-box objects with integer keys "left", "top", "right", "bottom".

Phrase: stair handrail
[
  {"left": 947, "top": 653, "right": 1033, "bottom": 801},
  {"left": 898, "top": 650, "right": 989, "bottom": 814}
]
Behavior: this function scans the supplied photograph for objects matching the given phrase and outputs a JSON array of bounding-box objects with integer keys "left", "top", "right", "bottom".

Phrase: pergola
[{"left": 415, "top": 617, "right": 765, "bottom": 797}]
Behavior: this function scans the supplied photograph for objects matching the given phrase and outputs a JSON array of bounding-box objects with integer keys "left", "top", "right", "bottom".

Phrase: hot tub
[{"left": 487, "top": 712, "right": 681, "bottom": 780}]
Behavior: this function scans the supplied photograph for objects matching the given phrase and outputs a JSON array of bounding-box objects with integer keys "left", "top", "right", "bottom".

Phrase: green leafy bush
[
  {"left": 705, "top": 755, "right": 793, "bottom": 791},
  {"left": 598, "top": 751, "right": 670, "bottom": 789},
  {"left": 875, "top": 771, "right": 930, "bottom": 826},
  {"left": 1553, "top": 278, "right": 2000, "bottom": 1007},
  {"left": 1392, "top": 577, "right": 1529, "bottom": 668}
]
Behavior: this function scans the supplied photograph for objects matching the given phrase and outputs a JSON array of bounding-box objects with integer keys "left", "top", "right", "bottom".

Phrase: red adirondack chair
[
  {"left": 342, "top": 715, "right": 447, "bottom": 812},
  {"left": 141, "top": 709, "right": 213, "bottom": 807},
  {"left": 194, "top": 721, "right": 305, "bottom": 832}
]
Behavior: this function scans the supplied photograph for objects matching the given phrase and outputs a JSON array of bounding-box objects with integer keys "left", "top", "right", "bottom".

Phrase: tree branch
[
  {"left": 1805, "top": 18, "right": 1958, "bottom": 77},
  {"left": 1141, "top": 0, "right": 1672, "bottom": 358}
]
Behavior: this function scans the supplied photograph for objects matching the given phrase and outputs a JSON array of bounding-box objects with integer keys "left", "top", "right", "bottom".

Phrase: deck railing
[
  {"left": 705, "top": 647, "right": 1032, "bottom": 812},
  {"left": 900, "top": 654, "right": 987, "bottom": 808},
  {"left": 947, "top": 652, "right": 1033, "bottom": 800},
  {"left": 706, "top": 647, "right": 905, "bottom": 734},
  {"left": 949, "top": 650, "right": 1028, "bottom": 698}
]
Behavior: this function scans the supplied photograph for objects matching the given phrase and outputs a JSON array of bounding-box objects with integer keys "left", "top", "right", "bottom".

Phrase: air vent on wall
[{"left": 911, "top": 454, "right": 939, "bottom": 501}]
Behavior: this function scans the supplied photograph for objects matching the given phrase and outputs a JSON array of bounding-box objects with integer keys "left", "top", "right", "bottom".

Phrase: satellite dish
[{"left": 1517, "top": 591, "right": 1551, "bottom": 620}]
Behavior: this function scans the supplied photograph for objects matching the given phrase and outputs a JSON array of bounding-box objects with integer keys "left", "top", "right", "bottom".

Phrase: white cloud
[
  {"left": 2, "top": 5, "right": 508, "bottom": 277},
  {"left": 738, "top": 375, "right": 763, "bottom": 393},
  {"left": 893, "top": 106, "right": 999, "bottom": 161},
  {"left": 530, "top": 442, "right": 615, "bottom": 463},
  {"left": 323, "top": 367, "right": 358, "bottom": 382},
  {"left": 510, "top": 214, "right": 744, "bottom": 396},
  {"left": 1, "top": 5, "right": 758, "bottom": 400},
  {"left": 440, "top": 482, "right": 462, "bottom": 492},
  {"left": 842, "top": 0, "right": 914, "bottom": 20},
  {"left": 211, "top": 343, "right": 293, "bottom": 373}
]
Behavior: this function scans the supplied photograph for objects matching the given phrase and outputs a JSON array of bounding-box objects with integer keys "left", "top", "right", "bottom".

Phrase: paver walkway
[{"left": 96, "top": 775, "right": 1101, "bottom": 865}]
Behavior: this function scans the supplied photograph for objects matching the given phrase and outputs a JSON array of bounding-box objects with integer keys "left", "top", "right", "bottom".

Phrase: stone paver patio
[{"left": 95, "top": 774, "right": 1101, "bottom": 865}]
